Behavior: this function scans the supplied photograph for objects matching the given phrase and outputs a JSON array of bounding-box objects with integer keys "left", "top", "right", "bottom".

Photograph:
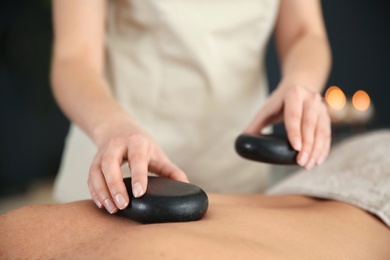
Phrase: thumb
[
  {"left": 244, "top": 101, "right": 284, "bottom": 134},
  {"left": 149, "top": 153, "right": 189, "bottom": 183}
]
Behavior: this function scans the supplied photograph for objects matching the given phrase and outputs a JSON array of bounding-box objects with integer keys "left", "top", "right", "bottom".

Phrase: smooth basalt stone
[
  {"left": 235, "top": 134, "right": 298, "bottom": 165},
  {"left": 115, "top": 176, "right": 209, "bottom": 224}
]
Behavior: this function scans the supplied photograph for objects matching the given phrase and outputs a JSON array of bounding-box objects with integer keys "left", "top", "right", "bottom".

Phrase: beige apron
[{"left": 54, "top": 0, "right": 280, "bottom": 202}]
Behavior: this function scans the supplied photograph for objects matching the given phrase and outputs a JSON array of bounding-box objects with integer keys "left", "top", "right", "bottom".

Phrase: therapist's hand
[
  {"left": 245, "top": 84, "right": 331, "bottom": 170},
  {"left": 88, "top": 117, "right": 189, "bottom": 214}
]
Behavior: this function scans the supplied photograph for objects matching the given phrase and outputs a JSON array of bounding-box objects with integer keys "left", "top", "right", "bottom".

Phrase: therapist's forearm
[
  {"left": 278, "top": 33, "right": 331, "bottom": 93},
  {"left": 51, "top": 58, "right": 134, "bottom": 147}
]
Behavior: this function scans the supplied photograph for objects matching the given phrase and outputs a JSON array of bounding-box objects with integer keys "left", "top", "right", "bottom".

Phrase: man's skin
[{"left": 1, "top": 194, "right": 389, "bottom": 259}]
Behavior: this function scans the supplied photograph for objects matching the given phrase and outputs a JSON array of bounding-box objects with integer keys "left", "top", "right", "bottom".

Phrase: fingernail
[
  {"left": 291, "top": 139, "right": 302, "bottom": 151},
  {"left": 115, "top": 194, "right": 128, "bottom": 210},
  {"left": 133, "top": 182, "right": 144, "bottom": 198},
  {"left": 94, "top": 196, "right": 103, "bottom": 208},
  {"left": 104, "top": 199, "right": 117, "bottom": 214},
  {"left": 305, "top": 158, "right": 316, "bottom": 170},
  {"left": 298, "top": 152, "right": 309, "bottom": 166}
]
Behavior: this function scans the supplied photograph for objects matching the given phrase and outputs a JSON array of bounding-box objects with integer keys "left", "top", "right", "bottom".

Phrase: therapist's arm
[
  {"left": 246, "top": 0, "right": 332, "bottom": 170},
  {"left": 51, "top": 0, "right": 188, "bottom": 214}
]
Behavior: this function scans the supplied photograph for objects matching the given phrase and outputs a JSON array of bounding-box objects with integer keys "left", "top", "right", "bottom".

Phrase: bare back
[{"left": 1, "top": 194, "right": 389, "bottom": 259}]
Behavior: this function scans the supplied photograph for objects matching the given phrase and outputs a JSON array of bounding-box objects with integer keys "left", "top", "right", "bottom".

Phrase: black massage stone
[
  {"left": 235, "top": 134, "right": 298, "bottom": 165},
  {"left": 115, "top": 177, "right": 209, "bottom": 224}
]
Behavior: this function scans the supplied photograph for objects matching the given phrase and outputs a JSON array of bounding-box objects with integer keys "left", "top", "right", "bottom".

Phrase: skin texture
[
  {"left": 1, "top": 194, "right": 389, "bottom": 259},
  {"left": 51, "top": 0, "right": 331, "bottom": 214}
]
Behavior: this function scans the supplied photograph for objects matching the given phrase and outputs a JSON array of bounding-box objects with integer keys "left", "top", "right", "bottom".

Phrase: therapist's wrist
[{"left": 277, "top": 77, "right": 325, "bottom": 94}]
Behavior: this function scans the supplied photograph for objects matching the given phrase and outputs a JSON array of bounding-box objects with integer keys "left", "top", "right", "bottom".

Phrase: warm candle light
[
  {"left": 352, "top": 90, "right": 370, "bottom": 111},
  {"left": 325, "top": 86, "right": 348, "bottom": 123},
  {"left": 325, "top": 86, "right": 346, "bottom": 110},
  {"left": 324, "top": 86, "right": 375, "bottom": 125},
  {"left": 351, "top": 90, "right": 374, "bottom": 123}
]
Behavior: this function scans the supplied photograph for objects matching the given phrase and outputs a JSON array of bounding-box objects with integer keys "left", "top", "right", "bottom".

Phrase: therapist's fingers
[
  {"left": 100, "top": 142, "right": 130, "bottom": 210},
  {"left": 310, "top": 105, "right": 331, "bottom": 167},
  {"left": 88, "top": 139, "right": 130, "bottom": 213},
  {"left": 283, "top": 86, "right": 304, "bottom": 152},
  {"left": 88, "top": 181, "right": 103, "bottom": 209},
  {"left": 126, "top": 134, "right": 150, "bottom": 198},
  {"left": 89, "top": 155, "right": 118, "bottom": 214},
  {"left": 283, "top": 87, "right": 331, "bottom": 169},
  {"left": 296, "top": 92, "right": 331, "bottom": 170},
  {"left": 298, "top": 97, "right": 318, "bottom": 169}
]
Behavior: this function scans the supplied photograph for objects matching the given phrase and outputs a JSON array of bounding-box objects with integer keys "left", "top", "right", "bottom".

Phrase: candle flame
[
  {"left": 325, "top": 86, "right": 346, "bottom": 110},
  {"left": 352, "top": 90, "right": 370, "bottom": 111}
]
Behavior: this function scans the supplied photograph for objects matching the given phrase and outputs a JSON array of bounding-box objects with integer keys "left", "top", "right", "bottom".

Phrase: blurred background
[{"left": 1, "top": 0, "right": 389, "bottom": 212}]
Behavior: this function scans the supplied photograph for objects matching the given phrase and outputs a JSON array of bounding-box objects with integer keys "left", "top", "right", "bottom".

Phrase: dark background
[{"left": 1, "top": 1, "right": 389, "bottom": 197}]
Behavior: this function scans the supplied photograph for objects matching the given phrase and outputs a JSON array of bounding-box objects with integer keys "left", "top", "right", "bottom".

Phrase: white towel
[{"left": 267, "top": 129, "right": 390, "bottom": 228}]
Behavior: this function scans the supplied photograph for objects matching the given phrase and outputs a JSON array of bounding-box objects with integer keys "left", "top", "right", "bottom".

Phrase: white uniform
[{"left": 54, "top": 0, "right": 280, "bottom": 202}]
